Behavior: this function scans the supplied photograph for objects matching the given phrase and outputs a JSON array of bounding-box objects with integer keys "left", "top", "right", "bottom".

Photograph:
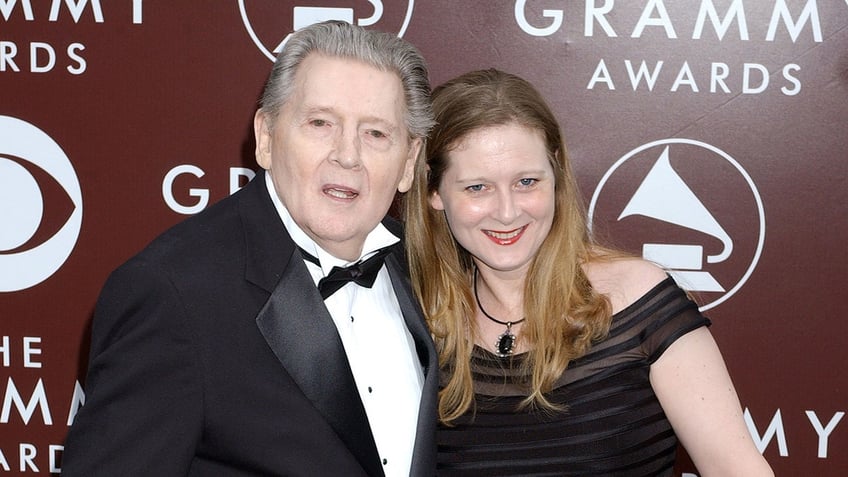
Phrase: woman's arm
[{"left": 650, "top": 327, "right": 774, "bottom": 476}]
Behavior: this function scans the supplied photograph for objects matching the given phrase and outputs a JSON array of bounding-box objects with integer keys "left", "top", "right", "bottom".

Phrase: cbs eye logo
[
  {"left": 0, "top": 116, "right": 82, "bottom": 292},
  {"left": 238, "top": 0, "right": 416, "bottom": 61}
]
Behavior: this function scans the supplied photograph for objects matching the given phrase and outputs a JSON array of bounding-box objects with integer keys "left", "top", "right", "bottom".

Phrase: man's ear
[
  {"left": 397, "top": 137, "right": 422, "bottom": 193},
  {"left": 253, "top": 110, "right": 272, "bottom": 170}
]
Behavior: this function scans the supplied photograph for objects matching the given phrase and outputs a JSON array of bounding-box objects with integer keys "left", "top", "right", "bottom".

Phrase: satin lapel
[
  {"left": 385, "top": 252, "right": 438, "bottom": 477},
  {"left": 255, "top": 256, "right": 384, "bottom": 477},
  {"left": 238, "top": 172, "right": 289, "bottom": 293},
  {"left": 385, "top": 252, "right": 433, "bottom": 369},
  {"left": 243, "top": 174, "right": 382, "bottom": 476}
]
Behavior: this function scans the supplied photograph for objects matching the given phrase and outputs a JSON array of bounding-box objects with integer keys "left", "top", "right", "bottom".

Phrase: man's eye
[
  {"left": 367, "top": 130, "right": 386, "bottom": 138},
  {"left": 310, "top": 119, "right": 327, "bottom": 127},
  {"left": 466, "top": 184, "right": 484, "bottom": 192}
]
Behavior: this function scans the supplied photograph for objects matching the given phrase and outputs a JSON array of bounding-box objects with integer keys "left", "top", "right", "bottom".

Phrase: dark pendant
[{"left": 495, "top": 330, "right": 517, "bottom": 357}]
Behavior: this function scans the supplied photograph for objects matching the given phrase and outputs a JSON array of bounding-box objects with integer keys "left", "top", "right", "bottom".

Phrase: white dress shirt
[{"left": 265, "top": 174, "right": 424, "bottom": 477}]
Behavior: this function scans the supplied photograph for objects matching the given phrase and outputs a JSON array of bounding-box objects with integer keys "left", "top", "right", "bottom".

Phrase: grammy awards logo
[
  {"left": 238, "top": 1, "right": 416, "bottom": 62},
  {"left": 0, "top": 116, "right": 83, "bottom": 292},
  {"left": 588, "top": 139, "right": 765, "bottom": 311}
]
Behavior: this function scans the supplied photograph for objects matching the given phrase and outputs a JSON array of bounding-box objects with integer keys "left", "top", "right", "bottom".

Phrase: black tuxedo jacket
[{"left": 61, "top": 173, "right": 438, "bottom": 476}]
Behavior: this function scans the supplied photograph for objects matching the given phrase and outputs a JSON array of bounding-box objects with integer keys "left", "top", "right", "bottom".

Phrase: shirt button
[
  {"left": 350, "top": 316, "right": 355, "bottom": 322},
  {"left": 382, "top": 458, "right": 388, "bottom": 465},
  {"left": 368, "top": 386, "right": 373, "bottom": 393}
]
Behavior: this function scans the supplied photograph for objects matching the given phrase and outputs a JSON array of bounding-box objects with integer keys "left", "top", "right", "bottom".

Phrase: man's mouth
[{"left": 323, "top": 186, "right": 359, "bottom": 200}]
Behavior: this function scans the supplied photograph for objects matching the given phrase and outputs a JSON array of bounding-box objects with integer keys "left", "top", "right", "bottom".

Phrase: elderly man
[{"left": 62, "top": 21, "right": 436, "bottom": 476}]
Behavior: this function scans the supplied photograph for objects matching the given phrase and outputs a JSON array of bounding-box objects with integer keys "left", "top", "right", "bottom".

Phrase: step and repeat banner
[{"left": 3, "top": 1, "right": 847, "bottom": 474}]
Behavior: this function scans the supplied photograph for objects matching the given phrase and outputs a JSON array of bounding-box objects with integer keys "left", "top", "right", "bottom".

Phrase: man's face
[{"left": 255, "top": 54, "right": 420, "bottom": 260}]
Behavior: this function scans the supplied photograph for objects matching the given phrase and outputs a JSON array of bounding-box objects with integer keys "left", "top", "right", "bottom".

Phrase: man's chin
[{"left": 307, "top": 227, "right": 374, "bottom": 260}]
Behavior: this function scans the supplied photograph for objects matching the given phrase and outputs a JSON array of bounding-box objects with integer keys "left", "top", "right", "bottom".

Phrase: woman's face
[{"left": 430, "top": 123, "right": 556, "bottom": 277}]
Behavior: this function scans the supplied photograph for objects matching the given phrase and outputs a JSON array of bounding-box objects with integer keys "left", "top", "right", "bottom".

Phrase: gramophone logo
[
  {"left": 0, "top": 116, "right": 82, "bottom": 292},
  {"left": 588, "top": 139, "right": 765, "bottom": 311},
  {"left": 238, "top": 0, "right": 416, "bottom": 62}
]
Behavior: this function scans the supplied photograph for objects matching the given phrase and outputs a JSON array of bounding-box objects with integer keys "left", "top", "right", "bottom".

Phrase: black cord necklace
[{"left": 473, "top": 267, "right": 525, "bottom": 357}]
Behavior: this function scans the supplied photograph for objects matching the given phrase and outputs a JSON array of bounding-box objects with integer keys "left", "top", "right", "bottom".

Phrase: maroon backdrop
[{"left": 3, "top": 1, "right": 846, "bottom": 474}]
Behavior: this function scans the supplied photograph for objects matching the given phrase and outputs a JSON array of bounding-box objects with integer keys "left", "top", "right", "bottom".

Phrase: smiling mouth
[
  {"left": 484, "top": 225, "right": 526, "bottom": 245},
  {"left": 324, "top": 187, "right": 358, "bottom": 200}
]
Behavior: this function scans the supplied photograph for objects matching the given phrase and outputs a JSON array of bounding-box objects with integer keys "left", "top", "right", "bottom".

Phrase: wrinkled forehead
[{"left": 290, "top": 55, "right": 406, "bottom": 117}]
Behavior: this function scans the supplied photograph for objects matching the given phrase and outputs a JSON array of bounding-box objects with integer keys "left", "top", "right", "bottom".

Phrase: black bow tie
[{"left": 299, "top": 247, "right": 392, "bottom": 300}]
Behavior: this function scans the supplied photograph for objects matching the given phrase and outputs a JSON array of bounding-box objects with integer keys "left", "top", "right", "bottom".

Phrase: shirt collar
[{"left": 263, "top": 172, "right": 399, "bottom": 274}]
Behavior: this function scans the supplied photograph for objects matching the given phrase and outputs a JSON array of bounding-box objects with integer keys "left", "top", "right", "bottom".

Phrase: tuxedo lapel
[
  {"left": 385, "top": 251, "right": 438, "bottom": 477},
  {"left": 241, "top": 173, "right": 383, "bottom": 476},
  {"left": 255, "top": 255, "right": 384, "bottom": 477},
  {"left": 385, "top": 252, "right": 432, "bottom": 371},
  {"left": 238, "top": 174, "right": 289, "bottom": 294}
]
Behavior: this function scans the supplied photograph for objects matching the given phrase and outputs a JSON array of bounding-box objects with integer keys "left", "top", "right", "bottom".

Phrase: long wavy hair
[{"left": 404, "top": 69, "right": 614, "bottom": 424}]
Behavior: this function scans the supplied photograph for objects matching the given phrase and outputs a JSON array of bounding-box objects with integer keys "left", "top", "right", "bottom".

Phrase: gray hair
[{"left": 259, "top": 20, "right": 434, "bottom": 140}]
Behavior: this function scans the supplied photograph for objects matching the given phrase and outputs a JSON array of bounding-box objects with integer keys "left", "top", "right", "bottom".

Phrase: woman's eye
[
  {"left": 466, "top": 184, "right": 484, "bottom": 192},
  {"left": 518, "top": 178, "right": 537, "bottom": 187}
]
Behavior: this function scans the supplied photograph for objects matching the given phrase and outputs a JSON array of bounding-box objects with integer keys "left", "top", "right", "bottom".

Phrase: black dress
[{"left": 436, "top": 277, "right": 710, "bottom": 476}]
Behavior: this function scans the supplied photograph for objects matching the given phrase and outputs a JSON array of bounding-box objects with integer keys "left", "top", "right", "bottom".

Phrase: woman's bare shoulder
[{"left": 583, "top": 256, "right": 669, "bottom": 314}]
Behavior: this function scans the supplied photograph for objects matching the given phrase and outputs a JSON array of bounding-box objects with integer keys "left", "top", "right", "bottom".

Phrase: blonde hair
[{"left": 404, "top": 69, "right": 613, "bottom": 424}]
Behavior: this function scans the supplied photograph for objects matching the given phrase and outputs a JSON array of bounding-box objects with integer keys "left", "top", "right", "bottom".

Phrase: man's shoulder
[
  {"left": 147, "top": 193, "right": 243, "bottom": 258},
  {"left": 122, "top": 180, "right": 270, "bottom": 276}
]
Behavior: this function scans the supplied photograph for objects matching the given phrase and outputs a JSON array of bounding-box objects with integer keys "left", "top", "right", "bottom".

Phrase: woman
[{"left": 404, "top": 69, "right": 773, "bottom": 476}]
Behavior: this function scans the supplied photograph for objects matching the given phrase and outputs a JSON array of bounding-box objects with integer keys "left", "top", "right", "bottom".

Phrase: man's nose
[{"left": 331, "top": 128, "right": 361, "bottom": 168}]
